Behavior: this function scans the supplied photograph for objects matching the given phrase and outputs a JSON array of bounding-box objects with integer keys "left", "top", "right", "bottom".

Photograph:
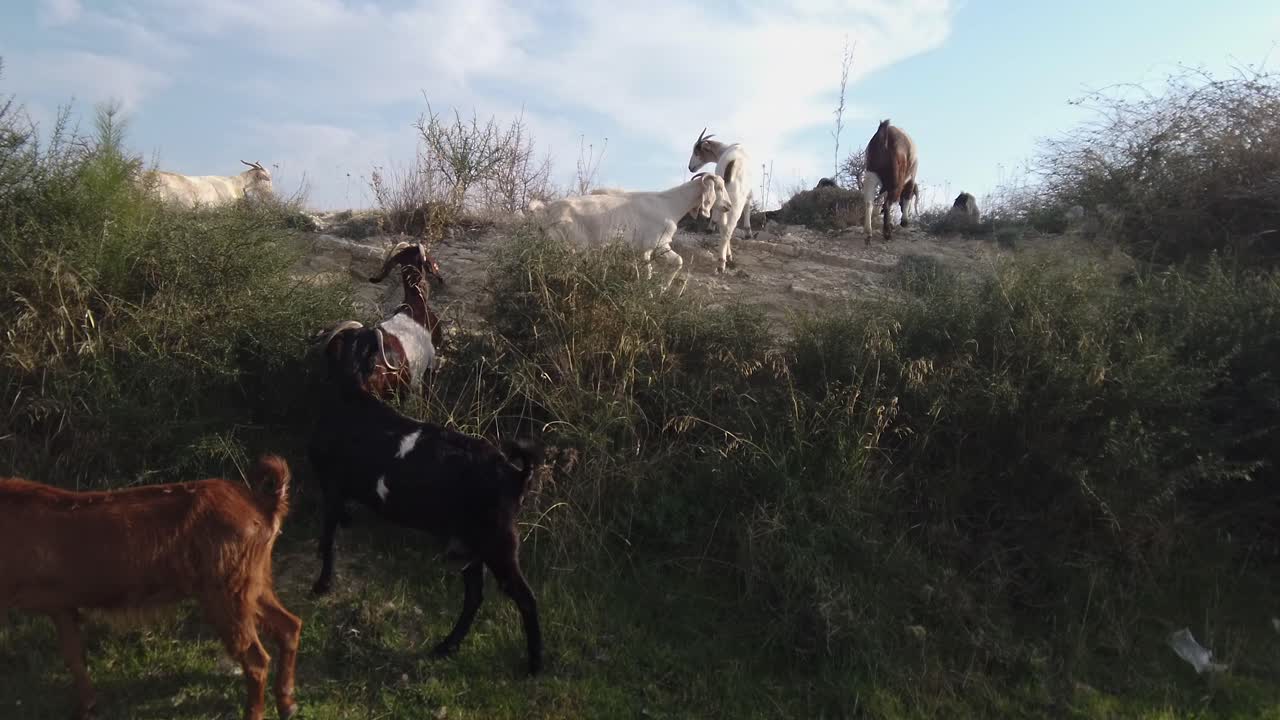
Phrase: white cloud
[
  {"left": 84, "top": 9, "right": 189, "bottom": 61},
  {"left": 248, "top": 121, "right": 411, "bottom": 208},
  {"left": 508, "top": 0, "right": 954, "bottom": 194},
  {"left": 7, "top": 50, "right": 171, "bottom": 113},
  {"left": 14, "top": 0, "right": 955, "bottom": 208},
  {"left": 129, "top": 0, "right": 952, "bottom": 144},
  {"left": 148, "top": 0, "right": 536, "bottom": 104},
  {"left": 38, "top": 0, "right": 82, "bottom": 27}
]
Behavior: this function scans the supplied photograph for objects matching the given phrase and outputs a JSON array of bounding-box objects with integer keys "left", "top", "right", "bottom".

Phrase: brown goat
[
  {"left": 861, "top": 119, "right": 919, "bottom": 244},
  {"left": 0, "top": 456, "right": 300, "bottom": 720}
]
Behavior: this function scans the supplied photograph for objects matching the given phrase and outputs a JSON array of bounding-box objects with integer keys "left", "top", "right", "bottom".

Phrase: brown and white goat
[
  {"left": 0, "top": 456, "right": 300, "bottom": 720},
  {"left": 318, "top": 241, "right": 445, "bottom": 398},
  {"left": 861, "top": 119, "right": 919, "bottom": 244}
]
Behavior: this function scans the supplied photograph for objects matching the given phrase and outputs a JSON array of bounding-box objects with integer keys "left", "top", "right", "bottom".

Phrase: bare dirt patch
[{"left": 291, "top": 212, "right": 1128, "bottom": 337}]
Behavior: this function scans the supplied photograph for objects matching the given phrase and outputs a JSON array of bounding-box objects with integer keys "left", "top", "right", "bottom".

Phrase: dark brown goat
[
  {"left": 319, "top": 241, "right": 445, "bottom": 398},
  {"left": 861, "top": 119, "right": 919, "bottom": 244},
  {"left": 0, "top": 456, "right": 300, "bottom": 720},
  {"left": 309, "top": 380, "right": 545, "bottom": 675}
]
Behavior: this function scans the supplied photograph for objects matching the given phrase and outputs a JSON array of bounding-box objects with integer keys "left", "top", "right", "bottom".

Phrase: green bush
[
  {"left": 774, "top": 185, "right": 865, "bottom": 229},
  {"left": 1029, "top": 67, "right": 1280, "bottom": 267},
  {"left": 0, "top": 102, "right": 350, "bottom": 485},
  {"left": 429, "top": 229, "right": 1280, "bottom": 701}
]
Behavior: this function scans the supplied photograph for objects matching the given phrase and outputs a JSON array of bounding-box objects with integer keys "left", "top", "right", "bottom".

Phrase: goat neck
[
  {"left": 661, "top": 177, "right": 710, "bottom": 216},
  {"left": 396, "top": 265, "right": 444, "bottom": 347},
  {"left": 395, "top": 265, "right": 431, "bottom": 324},
  {"left": 700, "top": 138, "right": 730, "bottom": 162}
]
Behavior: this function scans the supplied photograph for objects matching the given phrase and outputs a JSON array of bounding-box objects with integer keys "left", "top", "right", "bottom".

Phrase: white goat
[
  {"left": 149, "top": 160, "right": 274, "bottom": 208},
  {"left": 531, "top": 173, "right": 731, "bottom": 292},
  {"left": 687, "top": 129, "right": 754, "bottom": 273}
]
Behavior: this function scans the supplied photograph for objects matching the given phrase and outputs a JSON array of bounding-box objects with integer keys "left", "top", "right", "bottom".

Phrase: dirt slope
[{"left": 290, "top": 212, "right": 1125, "bottom": 336}]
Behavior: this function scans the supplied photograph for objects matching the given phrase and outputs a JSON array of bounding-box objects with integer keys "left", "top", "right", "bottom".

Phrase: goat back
[{"left": 0, "top": 467, "right": 287, "bottom": 611}]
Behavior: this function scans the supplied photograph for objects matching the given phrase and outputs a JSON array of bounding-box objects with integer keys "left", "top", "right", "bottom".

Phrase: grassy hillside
[{"left": 2, "top": 83, "right": 1280, "bottom": 719}]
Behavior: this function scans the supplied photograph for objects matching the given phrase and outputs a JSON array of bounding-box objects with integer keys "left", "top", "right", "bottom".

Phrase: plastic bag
[{"left": 1167, "top": 628, "right": 1228, "bottom": 674}]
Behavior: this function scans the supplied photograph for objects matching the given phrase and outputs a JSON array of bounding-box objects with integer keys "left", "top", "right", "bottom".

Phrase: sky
[{"left": 2, "top": 0, "right": 1278, "bottom": 210}]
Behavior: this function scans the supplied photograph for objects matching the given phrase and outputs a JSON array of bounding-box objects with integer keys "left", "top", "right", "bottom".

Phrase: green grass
[{"left": 3, "top": 512, "right": 1278, "bottom": 719}]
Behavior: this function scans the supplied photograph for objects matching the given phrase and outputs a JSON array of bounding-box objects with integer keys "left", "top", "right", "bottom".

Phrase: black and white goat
[{"left": 308, "top": 380, "right": 545, "bottom": 675}]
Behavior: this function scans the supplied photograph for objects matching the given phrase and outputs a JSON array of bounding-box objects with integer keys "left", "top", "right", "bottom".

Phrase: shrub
[
  {"left": 367, "top": 103, "right": 557, "bottom": 239},
  {"left": 430, "top": 228, "right": 1280, "bottom": 694},
  {"left": 0, "top": 100, "right": 349, "bottom": 486},
  {"left": 774, "top": 185, "right": 865, "bottom": 229},
  {"left": 1030, "top": 66, "right": 1280, "bottom": 267}
]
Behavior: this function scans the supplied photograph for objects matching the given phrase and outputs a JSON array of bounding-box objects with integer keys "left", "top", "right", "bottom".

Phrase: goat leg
[
  {"left": 431, "top": 561, "right": 485, "bottom": 658},
  {"left": 312, "top": 500, "right": 343, "bottom": 595},
  {"left": 257, "top": 590, "right": 302, "bottom": 720},
  {"left": 740, "top": 201, "right": 754, "bottom": 239},
  {"left": 338, "top": 506, "right": 355, "bottom": 529},
  {"left": 485, "top": 535, "right": 543, "bottom": 676},
  {"left": 52, "top": 610, "right": 97, "bottom": 720}
]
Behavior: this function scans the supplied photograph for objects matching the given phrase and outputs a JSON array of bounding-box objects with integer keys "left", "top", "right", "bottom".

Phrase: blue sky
[{"left": 2, "top": 0, "right": 1278, "bottom": 210}]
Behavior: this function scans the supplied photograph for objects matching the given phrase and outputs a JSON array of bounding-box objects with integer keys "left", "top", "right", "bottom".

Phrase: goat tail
[
  {"left": 248, "top": 454, "right": 292, "bottom": 534},
  {"left": 500, "top": 437, "right": 544, "bottom": 497}
]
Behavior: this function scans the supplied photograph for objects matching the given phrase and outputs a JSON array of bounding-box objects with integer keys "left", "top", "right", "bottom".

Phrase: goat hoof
[
  {"left": 279, "top": 701, "right": 299, "bottom": 719},
  {"left": 311, "top": 578, "right": 332, "bottom": 596},
  {"left": 528, "top": 658, "right": 543, "bottom": 676}
]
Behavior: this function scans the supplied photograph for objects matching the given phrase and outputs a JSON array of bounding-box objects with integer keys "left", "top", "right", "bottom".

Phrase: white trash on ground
[{"left": 1167, "top": 628, "right": 1228, "bottom": 674}]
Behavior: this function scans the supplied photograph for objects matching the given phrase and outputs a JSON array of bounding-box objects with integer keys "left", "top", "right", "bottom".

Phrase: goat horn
[
  {"left": 241, "top": 160, "right": 255, "bottom": 168},
  {"left": 375, "top": 328, "right": 400, "bottom": 371},
  {"left": 696, "top": 127, "right": 707, "bottom": 144},
  {"left": 314, "top": 320, "right": 363, "bottom": 352},
  {"left": 369, "top": 242, "right": 412, "bottom": 283}
]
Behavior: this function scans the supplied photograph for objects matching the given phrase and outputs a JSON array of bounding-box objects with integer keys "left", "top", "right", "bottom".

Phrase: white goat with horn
[
  {"left": 687, "top": 128, "right": 755, "bottom": 273},
  {"left": 148, "top": 160, "right": 275, "bottom": 208},
  {"left": 529, "top": 173, "right": 731, "bottom": 292}
]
